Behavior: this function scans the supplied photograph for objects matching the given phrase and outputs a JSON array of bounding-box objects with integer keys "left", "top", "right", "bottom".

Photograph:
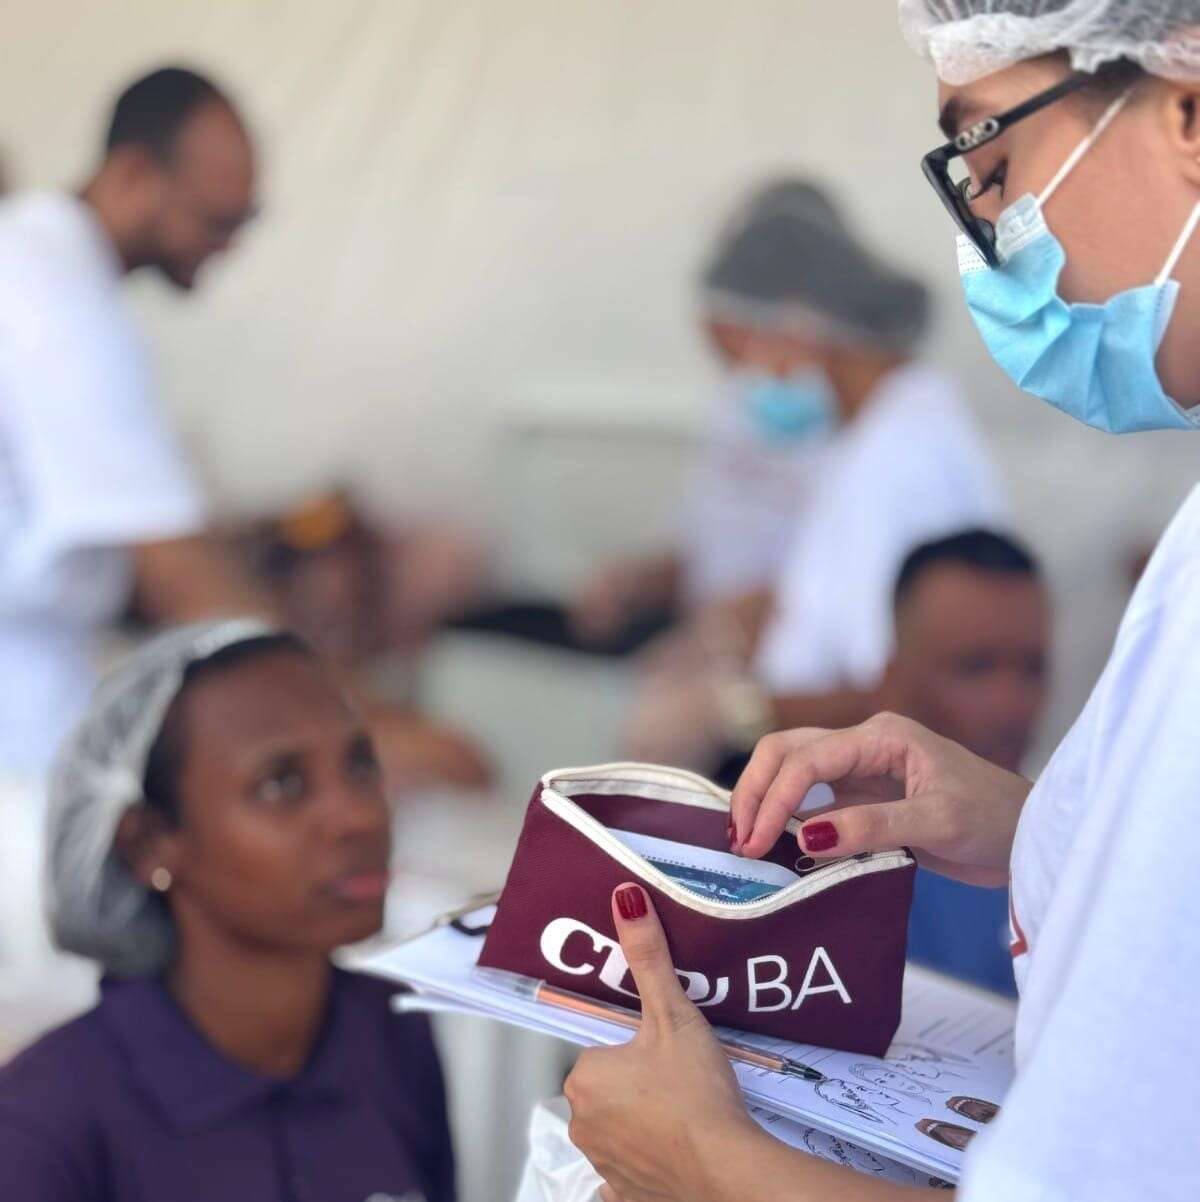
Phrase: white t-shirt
[
  {"left": 678, "top": 389, "right": 828, "bottom": 607},
  {"left": 755, "top": 363, "right": 1008, "bottom": 693},
  {"left": 0, "top": 192, "right": 205, "bottom": 773},
  {"left": 961, "top": 485, "right": 1200, "bottom": 1202}
]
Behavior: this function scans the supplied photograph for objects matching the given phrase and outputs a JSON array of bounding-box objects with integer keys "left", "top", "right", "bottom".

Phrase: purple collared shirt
[{"left": 0, "top": 969, "right": 455, "bottom": 1202}]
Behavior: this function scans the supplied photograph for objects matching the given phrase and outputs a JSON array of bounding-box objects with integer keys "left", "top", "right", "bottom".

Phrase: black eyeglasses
[{"left": 920, "top": 72, "right": 1095, "bottom": 267}]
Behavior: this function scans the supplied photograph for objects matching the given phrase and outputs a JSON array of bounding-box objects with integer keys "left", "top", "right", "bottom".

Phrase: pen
[{"left": 474, "top": 967, "right": 827, "bottom": 1084}]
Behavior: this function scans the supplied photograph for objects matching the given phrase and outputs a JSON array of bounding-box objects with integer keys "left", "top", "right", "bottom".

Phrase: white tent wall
[{"left": 4, "top": 2, "right": 1196, "bottom": 759}]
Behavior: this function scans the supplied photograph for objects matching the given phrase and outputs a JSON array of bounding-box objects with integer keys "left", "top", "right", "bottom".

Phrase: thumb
[{"left": 611, "top": 884, "right": 695, "bottom": 1030}]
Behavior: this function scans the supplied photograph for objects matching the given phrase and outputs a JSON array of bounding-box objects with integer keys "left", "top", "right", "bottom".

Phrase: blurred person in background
[
  {"left": 223, "top": 489, "right": 493, "bottom": 789},
  {"left": 0, "top": 66, "right": 269, "bottom": 782},
  {"left": 567, "top": 180, "right": 840, "bottom": 654},
  {"left": 0, "top": 622, "right": 455, "bottom": 1201},
  {"left": 627, "top": 184, "right": 1008, "bottom": 768},
  {"left": 886, "top": 530, "right": 1050, "bottom": 996},
  {"left": 0, "top": 66, "right": 489, "bottom": 1048},
  {"left": 708, "top": 526, "right": 1048, "bottom": 995},
  {"left": 0, "top": 64, "right": 274, "bottom": 1044},
  {"left": 449, "top": 180, "right": 839, "bottom": 660}
]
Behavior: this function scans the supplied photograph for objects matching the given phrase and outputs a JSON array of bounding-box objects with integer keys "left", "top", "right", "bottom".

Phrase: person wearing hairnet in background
[
  {"left": 624, "top": 179, "right": 1007, "bottom": 771},
  {"left": 0, "top": 621, "right": 455, "bottom": 1201},
  {"left": 564, "top": 4, "right": 1200, "bottom": 1201},
  {"left": 569, "top": 179, "right": 842, "bottom": 654}
]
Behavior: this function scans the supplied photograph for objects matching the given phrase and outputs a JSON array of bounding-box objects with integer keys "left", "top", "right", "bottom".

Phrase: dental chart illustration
[
  {"left": 749, "top": 1108, "right": 955, "bottom": 1189},
  {"left": 813, "top": 1077, "right": 910, "bottom": 1125},
  {"left": 850, "top": 1062, "right": 945, "bottom": 1102},
  {"left": 737, "top": 1028, "right": 1003, "bottom": 1133},
  {"left": 368, "top": 903, "right": 1019, "bottom": 1182}
]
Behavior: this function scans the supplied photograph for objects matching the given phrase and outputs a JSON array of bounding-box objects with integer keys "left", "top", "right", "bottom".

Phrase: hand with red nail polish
[
  {"left": 563, "top": 885, "right": 909, "bottom": 1201},
  {"left": 615, "top": 883, "right": 648, "bottom": 921},
  {"left": 563, "top": 884, "right": 757, "bottom": 1201},
  {"left": 801, "top": 820, "right": 839, "bottom": 853},
  {"left": 728, "top": 713, "right": 1033, "bottom": 887}
]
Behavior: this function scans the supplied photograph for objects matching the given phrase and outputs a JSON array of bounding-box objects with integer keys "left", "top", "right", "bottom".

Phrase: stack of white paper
[{"left": 362, "top": 905, "right": 1016, "bottom": 1185}]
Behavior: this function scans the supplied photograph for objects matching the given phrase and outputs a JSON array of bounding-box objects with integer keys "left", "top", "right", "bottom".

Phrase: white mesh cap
[
  {"left": 700, "top": 177, "right": 931, "bottom": 352},
  {"left": 899, "top": 1, "right": 1200, "bottom": 84},
  {"left": 45, "top": 617, "right": 278, "bottom": 978}
]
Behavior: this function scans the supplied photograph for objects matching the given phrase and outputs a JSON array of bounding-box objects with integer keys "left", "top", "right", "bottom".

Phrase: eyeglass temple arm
[{"left": 953, "top": 71, "right": 1096, "bottom": 155}]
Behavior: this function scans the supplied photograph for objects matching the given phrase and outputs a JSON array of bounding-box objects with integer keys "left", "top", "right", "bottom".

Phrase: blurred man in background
[
  {"left": 882, "top": 531, "right": 1048, "bottom": 780},
  {"left": 0, "top": 66, "right": 489, "bottom": 788},
  {"left": 700, "top": 528, "right": 1047, "bottom": 995},
  {"left": 883, "top": 530, "right": 1049, "bottom": 995},
  {"left": 0, "top": 67, "right": 488, "bottom": 1046},
  {"left": 627, "top": 180, "right": 1008, "bottom": 765},
  {"left": 0, "top": 67, "right": 268, "bottom": 782},
  {"left": 0, "top": 64, "right": 271, "bottom": 1045}
]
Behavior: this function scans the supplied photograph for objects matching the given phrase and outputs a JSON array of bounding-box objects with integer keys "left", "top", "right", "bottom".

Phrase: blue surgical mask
[
  {"left": 959, "top": 92, "right": 1200, "bottom": 434},
  {"left": 739, "top": 368, "right": 837, "bottom": 442}
]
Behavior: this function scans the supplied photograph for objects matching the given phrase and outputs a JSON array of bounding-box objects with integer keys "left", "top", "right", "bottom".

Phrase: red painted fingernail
[
  {"left": 802, "top": 821, "right": 839, "bottom": 852},
  {"left": 616, "top": 885, "right": 647, "bottom": 921}
]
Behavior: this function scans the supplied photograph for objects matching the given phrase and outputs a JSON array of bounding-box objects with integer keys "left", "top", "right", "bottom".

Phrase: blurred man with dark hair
[
  {"left": 88, "top": 65, "right": 256, "bottom": 290},
  {"left": 883, "top": 529, "right": 1048, "bottom": 777},
  {"left": 0, "top": 64, "right": 266, "bottom": 782},
  {"left": 885, "top": 529, "right": 1050, "bottom": 995},
  {"left": 707, "top": 528, "right": 1048, "bottom": 994},
  {"left": 0, "top": 64, "right": 274, "bottom": 1041}
]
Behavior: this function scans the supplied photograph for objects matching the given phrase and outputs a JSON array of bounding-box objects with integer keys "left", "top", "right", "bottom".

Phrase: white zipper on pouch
[{"left": 539, "top": 762, "right": 912, "bottom": 922}]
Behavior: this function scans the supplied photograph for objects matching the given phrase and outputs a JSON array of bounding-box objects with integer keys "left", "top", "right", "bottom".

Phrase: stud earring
[{"left": 150, "top": 867, "right": 173, "bottom": 893}]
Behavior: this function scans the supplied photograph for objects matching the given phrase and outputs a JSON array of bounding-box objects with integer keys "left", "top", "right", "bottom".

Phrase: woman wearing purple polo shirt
[{"left": 0, "top": 620, "right": 455, "bottom": 1202}]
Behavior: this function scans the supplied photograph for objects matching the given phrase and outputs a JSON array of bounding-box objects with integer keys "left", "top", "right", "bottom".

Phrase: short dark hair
[
  {"left": 893, "top": 529, "right": 1040, "bottom": 613},
  {"left": 105, "top": 66, "right": 229, "bottom": 162},
  {"left": 142, "top": 633, "right": 310, "bottom": 823}
]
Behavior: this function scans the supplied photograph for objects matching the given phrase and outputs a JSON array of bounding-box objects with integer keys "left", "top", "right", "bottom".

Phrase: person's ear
[
  {"left": 1159, "top": 82, "right": 1200, "bottom": 188},
  {"left": 114, "top": 805, "right": 183, "bottom": 892}
]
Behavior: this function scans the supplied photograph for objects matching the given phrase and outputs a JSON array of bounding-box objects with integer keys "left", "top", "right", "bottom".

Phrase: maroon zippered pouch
[{"left": 479, "top": 763, "right": 916, "bottom": 1055}]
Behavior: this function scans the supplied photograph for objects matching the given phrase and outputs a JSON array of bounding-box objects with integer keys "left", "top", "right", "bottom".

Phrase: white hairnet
[
  {"left": 46, "top": 618, "right": 278, "bottom": 978},
  {"left": 701, "top": 177, "right": 931, "bottom": 353},
  {"left": 899, "top": 1, "right": 1200, "bottom": 84}
]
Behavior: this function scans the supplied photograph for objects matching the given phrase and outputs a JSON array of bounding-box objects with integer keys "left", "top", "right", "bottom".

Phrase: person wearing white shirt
[
  {"left": 0, "top": 67, "right": 269, "bottom": 780},
  {"left": 625, "top": 183, "right": 1006, "bottom": 768},
  {"left": 752, "top": 360, "right": 1008, "bottom": 729},
  {"left": 0, "top": 67, "right": 276, "bottom": 1045},
  {"left": 570, "top": 179, "right": 916, "bottom": 652},
  {"left": 562, "top": 6, "right": 1200, "bottom": 1202}
]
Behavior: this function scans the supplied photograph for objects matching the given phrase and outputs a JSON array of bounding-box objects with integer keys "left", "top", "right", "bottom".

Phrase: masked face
[
  {"left": 735, "top": 367, "right": 837, "bottom": 443},
  {"left": 938, "top": 61, "right": 1200, "bottom": 428},
  {"left": 708, "top": 322, "right": 840, "bottom": 444}
]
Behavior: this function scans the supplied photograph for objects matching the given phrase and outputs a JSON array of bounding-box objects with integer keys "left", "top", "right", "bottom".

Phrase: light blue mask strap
[
  {"left": 1037, "top": 92, "right": 1130, "bottom": 209},
  {"left": 959, "top": 92, "right": 1128, "bottom": 276}
]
